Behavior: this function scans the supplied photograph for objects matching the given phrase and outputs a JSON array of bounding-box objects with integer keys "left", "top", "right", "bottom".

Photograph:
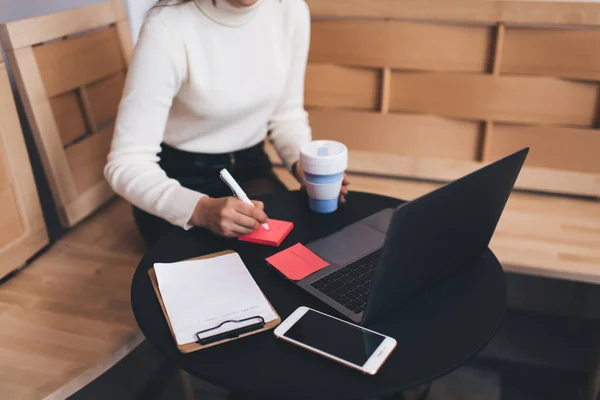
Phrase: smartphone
[{"left": 274, "top": 306, "right": 397, "bottom": 375}]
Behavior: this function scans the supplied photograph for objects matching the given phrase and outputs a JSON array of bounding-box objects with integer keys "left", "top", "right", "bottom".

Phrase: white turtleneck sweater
[{"left": 104, "top": 0, "right": 312, "bottom": 229}]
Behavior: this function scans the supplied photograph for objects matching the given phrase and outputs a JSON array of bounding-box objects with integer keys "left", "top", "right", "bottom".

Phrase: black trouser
[{"left": 132, "top": 141, "right": 288, "bottom": 246}]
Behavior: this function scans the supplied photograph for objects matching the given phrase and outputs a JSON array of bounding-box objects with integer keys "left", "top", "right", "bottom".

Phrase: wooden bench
[
  {"left": 265, "top": 0, "right": 600, "bottom": 286},
  {"left": 0, "top": 2, "right": 146, "bottom": 398}
]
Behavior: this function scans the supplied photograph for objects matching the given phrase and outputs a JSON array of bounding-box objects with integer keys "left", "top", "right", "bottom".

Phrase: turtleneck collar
[{"left": 194, "top": 0, "right": 265, "bottom": 27}]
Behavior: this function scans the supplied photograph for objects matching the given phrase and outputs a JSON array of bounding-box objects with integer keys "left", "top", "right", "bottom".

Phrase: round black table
[{"left": 131, "top": 191, "right": 506, "bottom": 400}]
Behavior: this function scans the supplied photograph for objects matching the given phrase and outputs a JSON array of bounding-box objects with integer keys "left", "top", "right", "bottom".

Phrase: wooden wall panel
[
  {"left": 1, "top": 1, "right": 132, "bottom": 227},
  {"left": 0, "top": 60, "right": 48, "bottom": 276},
  {"left": 344, "top": 151, "right": 600, "bottom": 198},
  {"left": 390, "top": 73, "right": 599, "bottom": 126},
  {"left": 309, "top": 109, "right": 480, "bottom": 160},
  {"left": 116, "top": 19, "right": 133, "bottom": 64},
  {"left": 265, "top": 136, "right": 600, "bottom": 199},
  {"left": 300, "top": 2, "right": 600, "bottom": 199},
  {"left": 309, "top": 20, "right": 493, "bottom": 72},
  {"left": 49, "top": 91, "right": 88, "bottom": 146},
  {"left": 33, "top": 26, "right": 125, "bottom": 98},
  {"left": 305, "top": 64, "right": 380, "bottom": 110},
  {"left": 87, "top": 72, "right": 125, "bottom": 127},
  {"left": 502, "top": 28, "right": 600, "bottom": 81},
  {"left": 65, "top": 125, "right": 114, "bottom": 194},
  {"left": 488, "top": 124, "right": 600, "bottom": 173},
  {"left": 0, "top": 0, "right": 127, "bottom": 50},
  {"left": 0, "top": 153, "right": 25, "bottom": 248},
  {"left": 305, "top": 0, "right": 600, "bottom": 27},
  {"left": 6, "top": 47, "right": 80, "bottom": 211}
]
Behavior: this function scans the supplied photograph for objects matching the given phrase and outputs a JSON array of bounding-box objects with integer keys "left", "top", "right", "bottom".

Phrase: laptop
[{"left": 296, "top": 147, "right": 529, "bottom": 325}]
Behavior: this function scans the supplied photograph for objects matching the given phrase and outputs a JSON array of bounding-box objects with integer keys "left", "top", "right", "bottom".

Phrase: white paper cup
[{"left": 300, "top": 140, "right": 348, "bottom": 213}]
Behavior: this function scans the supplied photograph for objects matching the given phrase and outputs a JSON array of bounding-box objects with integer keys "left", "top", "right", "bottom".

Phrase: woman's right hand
[{"left": 191, "top": 197, "right": 268, "bottom": 237}]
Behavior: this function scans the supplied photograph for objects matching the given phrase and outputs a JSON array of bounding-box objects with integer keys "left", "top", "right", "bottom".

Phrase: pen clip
[{"left": 220, "top": 172, "right": 237, "bottom": 198}]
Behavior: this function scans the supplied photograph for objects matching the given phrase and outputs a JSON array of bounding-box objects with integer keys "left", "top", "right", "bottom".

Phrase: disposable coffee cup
[{"left": 300, "top": 140, "right": 348, "bottom": 213}]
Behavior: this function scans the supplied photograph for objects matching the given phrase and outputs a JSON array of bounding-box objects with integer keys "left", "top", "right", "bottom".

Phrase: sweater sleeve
[
  {"left": 104, "top": 15, "right": 204, "bottom": 230},
  {"left": 267, "top": 1, "right": 312, "bottom": 170}
]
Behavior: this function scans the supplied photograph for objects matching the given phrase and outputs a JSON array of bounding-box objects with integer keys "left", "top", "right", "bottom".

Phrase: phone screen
[{"left": 284, "top": 309, "right": 386, "bottom": 366}]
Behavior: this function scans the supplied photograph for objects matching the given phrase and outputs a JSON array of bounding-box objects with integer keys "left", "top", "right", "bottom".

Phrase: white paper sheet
[{"left": 154, "top": 253, "right": 277, "bottom": 346}]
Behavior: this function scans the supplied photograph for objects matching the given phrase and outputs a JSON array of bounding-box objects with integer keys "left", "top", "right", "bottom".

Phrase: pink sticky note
[
  {"left": 238, "top": 219, "right": 294, "bottom": 247},
  {"left": 266, "top": 243, "right": 329, "bottom": 281}
]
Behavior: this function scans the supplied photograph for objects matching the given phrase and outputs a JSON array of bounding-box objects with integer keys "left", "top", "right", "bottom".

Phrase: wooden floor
[
  {"left": 60, "top": 199, "right": 146, "bottom": 256},
  {"left": 0, "top": 198, "right": 145, "bottom": 400}
]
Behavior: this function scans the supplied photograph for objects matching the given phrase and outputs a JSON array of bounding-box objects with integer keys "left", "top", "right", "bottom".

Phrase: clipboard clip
[{"left": 195, "top": 316, "right": 265, "bottom": 346}]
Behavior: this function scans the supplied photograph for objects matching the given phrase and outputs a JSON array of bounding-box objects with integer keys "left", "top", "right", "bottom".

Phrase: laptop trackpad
[
  {"left": 307, "top": 223, "right": 386, "bottom": 267},
  {"left": 361, "top": 208, "right": 395, "bottom": 233}
]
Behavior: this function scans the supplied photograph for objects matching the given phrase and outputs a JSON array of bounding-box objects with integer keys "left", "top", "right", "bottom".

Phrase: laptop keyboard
[{"left": 311, "top": 249, "right": 382, "bottom": 314}]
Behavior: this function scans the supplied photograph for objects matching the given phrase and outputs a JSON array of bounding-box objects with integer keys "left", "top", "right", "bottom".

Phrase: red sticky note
[
  {"left": 238, "top": 219, "right": 294, "bottom": 247},
  {"left": 266, "top": 243, "right": 329, "bottom": 281}
]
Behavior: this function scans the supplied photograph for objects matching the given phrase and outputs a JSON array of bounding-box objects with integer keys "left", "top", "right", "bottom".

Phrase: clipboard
[{"left": 148, "top": 250, "right": 281, "bottom": 353}]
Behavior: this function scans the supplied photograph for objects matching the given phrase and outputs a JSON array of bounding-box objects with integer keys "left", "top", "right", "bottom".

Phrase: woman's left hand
[
  {"left": 293, "top": 163, "right": 350, "bottom": 204},
  {"left": 339, "top": 173, "right": 350, "bottom": 204}
]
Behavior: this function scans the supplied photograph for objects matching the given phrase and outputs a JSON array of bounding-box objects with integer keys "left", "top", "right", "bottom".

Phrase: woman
[{"left": 105, "top": 0, "right": 349, "bottom": 246}]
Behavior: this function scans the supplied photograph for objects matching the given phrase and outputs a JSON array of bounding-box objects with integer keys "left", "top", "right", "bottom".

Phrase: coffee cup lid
[{"left": 300, "top": 140, "right": 348, "bottom": 175}]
